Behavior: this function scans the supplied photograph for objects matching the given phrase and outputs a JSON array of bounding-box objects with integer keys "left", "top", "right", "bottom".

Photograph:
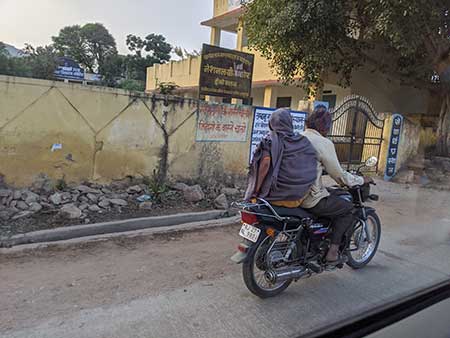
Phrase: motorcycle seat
[
  {"left": 250, "top": 204, "right": 314, "bottom": 220},
  {"left": 271, "top": 206, "right": 314, "bottom": 219}
]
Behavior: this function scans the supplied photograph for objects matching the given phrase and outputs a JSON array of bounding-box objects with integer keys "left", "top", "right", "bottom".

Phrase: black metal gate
[{"left": 328, "top": 95, "right": 385, "bottom": 172}]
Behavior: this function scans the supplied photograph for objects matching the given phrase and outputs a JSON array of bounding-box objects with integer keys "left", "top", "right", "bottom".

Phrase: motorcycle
[{"left": 231, "top": 156, "right": 381, "bottom": 298}]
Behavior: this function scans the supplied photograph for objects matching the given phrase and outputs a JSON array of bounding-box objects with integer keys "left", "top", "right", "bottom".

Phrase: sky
[{"left": 0, "top": 0, "right": 236, "bottom": 55}]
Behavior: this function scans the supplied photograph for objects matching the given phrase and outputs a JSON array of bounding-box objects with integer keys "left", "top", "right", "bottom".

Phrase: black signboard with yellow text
[{"left": 199, "top": 44, "right": 254, "bottom": 100}]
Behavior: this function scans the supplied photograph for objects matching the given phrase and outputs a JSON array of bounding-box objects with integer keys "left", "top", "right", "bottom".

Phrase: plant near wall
[
  {"left": 55, "top": 177, "right": 67, "bottom": 191},
  {"left": 147, "top": 169, "right": 168, "bottom": 203},
  {"left": 173, "top": 47, "right": 201, "bottom": 59},
  {"left": 157, "top": 82, "right": 179, "bottom": 95}
]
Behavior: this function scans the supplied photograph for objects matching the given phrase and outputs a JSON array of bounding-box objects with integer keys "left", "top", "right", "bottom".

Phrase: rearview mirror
[{"left": 365, "top": 156, "right": 378, "bottom": 168}]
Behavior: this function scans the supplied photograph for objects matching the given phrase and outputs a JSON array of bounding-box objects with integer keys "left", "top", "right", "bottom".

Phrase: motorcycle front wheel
[
  {"left": 242, "top": 234, "right": 292, "bottom": 298},
  {"left": 346, "top": 211, "right": 381, "bottom": 269}
]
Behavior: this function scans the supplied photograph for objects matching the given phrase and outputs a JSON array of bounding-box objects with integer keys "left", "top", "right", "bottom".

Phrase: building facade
[{"left": 146, "top": 0, "right": 428, "bottom": 115}]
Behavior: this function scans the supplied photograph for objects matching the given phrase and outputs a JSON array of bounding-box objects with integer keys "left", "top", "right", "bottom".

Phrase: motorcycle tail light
[
  {"left": 238, "top": 244, "right": 248, "bottom": 253},
  {"left": 240, "top": 211, "right": 258, "bottom": 225}
]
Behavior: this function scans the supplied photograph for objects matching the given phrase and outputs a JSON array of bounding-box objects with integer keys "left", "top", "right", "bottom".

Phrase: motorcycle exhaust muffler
[{"left": 265, "top": 266, "right": 309, "bottom": 283}]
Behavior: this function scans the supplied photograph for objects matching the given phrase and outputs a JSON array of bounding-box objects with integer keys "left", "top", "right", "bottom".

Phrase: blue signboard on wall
[
  {"left": 384, "top": 114, "right": 403, "bottom": 180},
  {"left": 54, "top": 57, "right": 85, "bottom": 81}
]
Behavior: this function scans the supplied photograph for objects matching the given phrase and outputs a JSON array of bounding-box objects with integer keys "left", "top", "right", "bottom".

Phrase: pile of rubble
[
  {"left": 423, "top": 156, "right": 450, "bottom": 190},
  {"left": 0, "top": 174, "right": 243, "bottom": 225},
  {"left": 394, "top": 155, "right": 450, "bottom": 189}
]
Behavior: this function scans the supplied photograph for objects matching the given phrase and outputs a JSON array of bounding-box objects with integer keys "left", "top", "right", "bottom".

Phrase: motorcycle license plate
[{"left": 239, "top": 223, "right": 261, "bottom": 243}]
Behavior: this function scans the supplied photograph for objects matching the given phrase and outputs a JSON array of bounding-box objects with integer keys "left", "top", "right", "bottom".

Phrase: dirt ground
[
  {"left": 1, "top": 179, "right": 449, "bottom": 335},
  {"left": 0, "top": 225, "right": 240, "bottom": 332}
]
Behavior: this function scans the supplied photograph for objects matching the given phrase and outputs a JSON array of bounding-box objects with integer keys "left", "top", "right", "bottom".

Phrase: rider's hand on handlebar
[{"left": 363, "top": 176, "right": 375, "bottom": 185}]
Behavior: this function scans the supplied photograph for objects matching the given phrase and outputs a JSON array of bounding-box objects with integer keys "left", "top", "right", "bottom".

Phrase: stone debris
[
  {"left": 0, "top": 177, "right": 244, "bottom": 223},
  {"left": 127, "top": 185, "right": 142, "bottom": 194},
  {"left": 12, "top": 211, "right": 33, "bottom": 220},
  {"left": 75, "top": 185, "right": 102, "bottom": 194},
  {"left": 0, "top": 189, "right": 12, "bottom": 198},
  {"left": 109, "top": 199, "right": 128, "bottom": 206},
  {"left": 59, "top": 204, "right": 82, "bottom": 219},
  {"left": 16, "top": 201, "right": 29, "bottom": 210},
  {"left": 29, "top": 202, "right": 42, "bottom": 212},
  {"left": 49, "top": 193, "right": 62, "bottom": 205},
  {"left": 139, "top": 201, "right": 153, "bottom": 210},
  {"left": 183, "top": 185, "right": 204, "bottom": 202},
  {"left": 214, "top": 194, "right": 229, "bottom": 210},
  {"left": 88, "top": 205, "right": 101, "bottom": 212},
  {"left": 221, "top": 187, "right": 240, "bottom": 196}
]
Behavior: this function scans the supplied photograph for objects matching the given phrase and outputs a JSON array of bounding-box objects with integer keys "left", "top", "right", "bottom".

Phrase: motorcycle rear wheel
[{"left": 242, "top": 234, "right": 292, "bottom": 298}]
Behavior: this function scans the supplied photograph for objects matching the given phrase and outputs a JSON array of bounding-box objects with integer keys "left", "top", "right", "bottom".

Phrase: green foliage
[
  {"left": 23, "top": 45, "right": 58, "bottom": 80},
  {"left": 52, "top": 23, "right": 117, "bottom": 72},
  {"left": 119, "top": 79, "right": 146, "bottom": 92},
  {"left": 99, "top": 53, "right": 126, "bottom": 87},
  {"left": 157, "top": 82, "right": 179, "bottom": 95},
  {"left": 126, "top": 34, "right": 172, "bottom": 60},
  {"left": 244, "top": 0, "right": 450, "bottom": 92},
  {"left": 0, "top": 42, "right": 57, "bottom": 80},
  {"left": 146, "top": 169, "right": 168, "bottom": 203},
  {"left": 2, "top": 24, "right": 174, "bottom": 93},
  {"left": 55, "top": 177, "right": 67, "bottom": 191},
  {"left": 97, "top": 33, "right": 173, "bottom": 87},
  {"left": 125, "top": 34, "right": 172, "bottom": 81},
  {"left": 0, "top": 42, "right": 16, "bottom": 75}
]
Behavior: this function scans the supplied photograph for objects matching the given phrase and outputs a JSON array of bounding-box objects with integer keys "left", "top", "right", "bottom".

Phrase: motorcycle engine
[
  {"left": 307, "top": 223, "right": 331, "bottom": 257},
  {"left": 267, "top": 250, "right": 284, "bottom": 265}
]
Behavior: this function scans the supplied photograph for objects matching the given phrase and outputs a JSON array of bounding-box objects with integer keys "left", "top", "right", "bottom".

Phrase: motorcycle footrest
[{"left": 307, "top": 262, "right": 322, "bottom": 273}]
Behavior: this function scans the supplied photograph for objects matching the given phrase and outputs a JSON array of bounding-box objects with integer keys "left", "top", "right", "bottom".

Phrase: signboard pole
[{"left": 384, "top": 113, "right": 403, "bottom": 181}]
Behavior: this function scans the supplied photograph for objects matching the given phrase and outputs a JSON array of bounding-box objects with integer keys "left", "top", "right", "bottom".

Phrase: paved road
[{"left": 1, "top": 181, "right": 450, "bottom": 338}]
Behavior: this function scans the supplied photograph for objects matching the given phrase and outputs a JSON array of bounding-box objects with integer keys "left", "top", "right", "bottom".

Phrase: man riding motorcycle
[
  {"left": 246, "top": 106, "right": 371, "bottom": 267},
  {"left": 301, "top": 105, "right": 372, "bottom": 265}
]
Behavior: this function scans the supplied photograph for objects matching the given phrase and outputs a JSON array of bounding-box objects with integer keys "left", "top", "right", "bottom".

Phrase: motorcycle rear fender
[
  {"left": 231, "top": 224, "right": 271, "bottom": 264},
  {"left": 230, "top": 250, "right": 248, "bottom": 264},
  {"left": 231, "top": 239, "right": 253, "bottom": 264}
]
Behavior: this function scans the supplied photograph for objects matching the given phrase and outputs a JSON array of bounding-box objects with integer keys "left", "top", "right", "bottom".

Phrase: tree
[
  {"left": 0, "top": 42, "right": 27, "bottom": 76},
  {"left": 0, "top": 42, "right": 56, "bottom": 80},
  {"left": 52, "top": 23, "right": 117, "bottom": 72},
  {"left": 126, "top": 34, "right": 172, "bottom": 60},
  {"left": 125, "top": 34, "right": 172, "bottom": 81},
  {"left": 99, "top": 53, "right": 126, "bottom": 87},
  {"left": 0, "top": 42, "right": 13, "bottom": 75},
  {"left": 244, "top": 0, "right": 450, "bottom": 155},
  {"left": 23, "top": 44, "right": 58, "bottom": 80},
  {"left": 119, "top": 79, "right": 146, "bottom": 92},
  {"left": 82, "top": 23, "right": 117, "bottom": 71},
  {"left": 52, "top": 25, "right": 91, "bottom": 69}
]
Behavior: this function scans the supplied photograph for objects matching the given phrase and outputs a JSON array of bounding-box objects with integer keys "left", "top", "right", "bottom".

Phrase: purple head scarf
[{"left": 245, "top": 109, "right": 318, "bottom": 202}]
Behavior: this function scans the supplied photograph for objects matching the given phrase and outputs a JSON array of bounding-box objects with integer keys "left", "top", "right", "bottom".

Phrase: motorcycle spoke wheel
[
  {"left": 252, "top": 236, "right": 285, "bottom": 291},
  {"left": 349, "top": 215, "right": 379, "bottom": 264}
]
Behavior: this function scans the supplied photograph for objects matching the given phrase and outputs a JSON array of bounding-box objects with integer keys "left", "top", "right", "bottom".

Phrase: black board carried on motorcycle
[{"left": 231, "top": 156, "right": 382, "bottom": 298}]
